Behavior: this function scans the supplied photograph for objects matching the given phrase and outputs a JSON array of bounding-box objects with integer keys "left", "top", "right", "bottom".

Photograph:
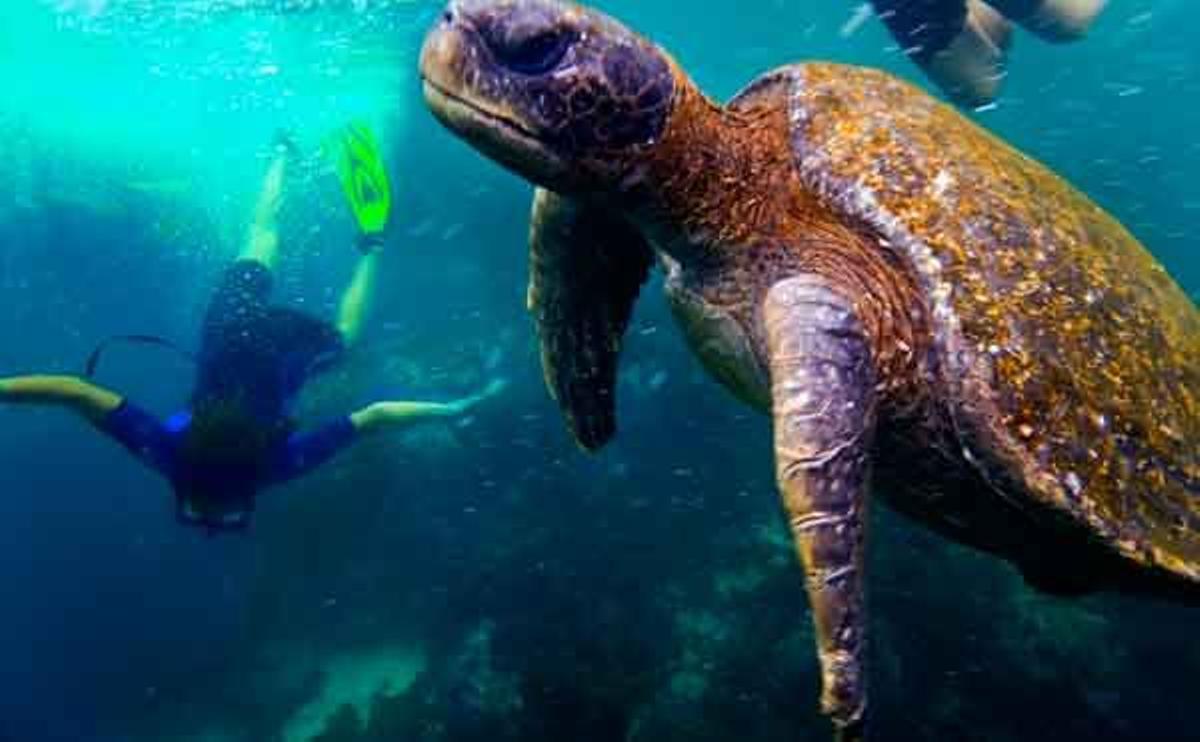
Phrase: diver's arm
[
  {"left": 1, "top": 375, "right": 175, "bottom": 475},
  {"left": 0, "top": 375, "right": 123, "bottom": 424},
  {"left": 269, "top": 380, "right": 508, "bottom": 484},
  {"left": 349, "top": 379, "right": 507, "bottom": 436},
  {"left": 272, "top": 396, "right": 487, "bottom": 483}
]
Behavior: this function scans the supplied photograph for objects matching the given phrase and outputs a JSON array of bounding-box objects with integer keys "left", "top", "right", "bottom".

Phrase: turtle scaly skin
[{"left": 420, "top": 1, "right": 1200, "bottom": 736}]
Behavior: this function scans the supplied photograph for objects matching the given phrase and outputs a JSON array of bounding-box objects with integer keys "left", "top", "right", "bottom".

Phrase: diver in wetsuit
[
  {"left": 871, "top": 0, "right": 1106, "bottom": 107},
  {"left": 0, "top": 135, "right": 504, "bottom": 530}
]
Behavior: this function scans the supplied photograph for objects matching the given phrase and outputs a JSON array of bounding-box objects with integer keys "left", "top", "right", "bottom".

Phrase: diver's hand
[
  {"left": 352, "top": 380, "right": 508, "bottom": 434},
  {"left": 480, "top": 377, "right": 509, "bottom": 400},
  {"left": 449, "top": 377, "right": 508, "bottom": 415},
  {"left": 0, "top": 375, "right": 122, "bottom": 422}
]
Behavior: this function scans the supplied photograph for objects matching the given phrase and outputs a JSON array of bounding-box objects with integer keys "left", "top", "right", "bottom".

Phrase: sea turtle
[{"left": 418, "top": 0, "right": 1200, "bottom": 736}]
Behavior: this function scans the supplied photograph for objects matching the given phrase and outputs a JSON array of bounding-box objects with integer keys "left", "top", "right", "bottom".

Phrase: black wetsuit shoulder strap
[{"left": 85, "top": 334, "right": 197, "bottom": 379}]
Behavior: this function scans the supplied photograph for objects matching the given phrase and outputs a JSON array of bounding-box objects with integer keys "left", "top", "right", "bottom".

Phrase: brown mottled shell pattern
[{"left": 785, "top": 63, "right": 1199, "bottom": 578}]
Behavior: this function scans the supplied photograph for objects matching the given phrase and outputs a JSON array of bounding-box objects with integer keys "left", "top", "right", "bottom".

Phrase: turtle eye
[{"left": 489, "top": 24, "right": 574, "bottom": 75}]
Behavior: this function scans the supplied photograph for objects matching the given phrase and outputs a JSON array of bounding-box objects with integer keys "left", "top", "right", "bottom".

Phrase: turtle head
[{"left": 420, "top": 0, "right": 676, "bottom": 193}]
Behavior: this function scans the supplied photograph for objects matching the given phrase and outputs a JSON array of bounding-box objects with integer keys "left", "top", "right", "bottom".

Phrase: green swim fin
[{"left": 328, "top": 121, "right": 392, "bottom": 241}]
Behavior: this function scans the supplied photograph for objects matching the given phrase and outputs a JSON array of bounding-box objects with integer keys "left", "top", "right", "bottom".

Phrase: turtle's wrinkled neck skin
[
  {"left": 623, "top": 68, "right": 929, "bottom": 414},
  {"left": 616, "top": 69, "right": 807, "bottom": 263}
]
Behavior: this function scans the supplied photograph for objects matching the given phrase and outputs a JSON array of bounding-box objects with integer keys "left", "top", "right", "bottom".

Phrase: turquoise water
[{"left": 0, "top": 1, "right": 1197, "bottom": 740}]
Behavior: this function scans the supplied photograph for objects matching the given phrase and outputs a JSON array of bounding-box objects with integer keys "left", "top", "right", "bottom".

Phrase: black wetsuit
[
  {"left": 99, "top": 260, "right": 357, "bottom": 529},
  {"left": 871, "top": 0, "right": 1040, "bottom": 61}
]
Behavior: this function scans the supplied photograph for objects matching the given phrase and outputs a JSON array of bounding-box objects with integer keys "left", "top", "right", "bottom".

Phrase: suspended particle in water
[{"left": 840, "top": 3, "right": 873, "bottom": 39}]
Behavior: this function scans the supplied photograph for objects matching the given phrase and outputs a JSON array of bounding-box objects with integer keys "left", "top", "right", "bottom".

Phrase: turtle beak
[
  {"left": 418, "top": 5, "right": 461, "bottom": 94},
  {"left": 420, "top": 2, "right": 572, "bottom": 187}
]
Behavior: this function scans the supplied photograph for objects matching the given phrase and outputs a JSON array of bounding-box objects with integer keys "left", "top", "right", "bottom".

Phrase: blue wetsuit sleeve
[
  {"left": 97, "top": 401, "right": 178, "bottom": 476},
  {"left": 268, "top": 417, "right": 358, "bottom": 485}
]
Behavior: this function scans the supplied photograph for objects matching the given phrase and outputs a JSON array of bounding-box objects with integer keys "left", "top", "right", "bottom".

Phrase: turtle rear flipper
[{"left": 527, "top": 188, "right": 654, "bottom": 450}]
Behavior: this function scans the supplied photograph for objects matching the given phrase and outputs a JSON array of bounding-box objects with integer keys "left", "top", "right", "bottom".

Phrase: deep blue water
[{"left": 0, "top": 2, "right": 1197, "bottom": 741}]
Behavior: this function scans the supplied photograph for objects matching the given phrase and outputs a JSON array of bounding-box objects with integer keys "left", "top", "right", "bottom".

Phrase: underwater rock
[
  {"left": 283, "top": 645, "right": 425, "bottom": 742},
  {"left": 314, "top": 620, "right": 523, "bottom": 742},
  {"left": 439, "top": 620, "right": 524, "bottom": 726}
]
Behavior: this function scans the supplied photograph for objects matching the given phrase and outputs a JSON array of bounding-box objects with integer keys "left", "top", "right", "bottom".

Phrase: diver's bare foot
[
  {"left": 923, "top": 0, "right": 1012, "bottom": 108},
  {"left": 1020, "top": 0, "right": 1106, "bottom": 42}
]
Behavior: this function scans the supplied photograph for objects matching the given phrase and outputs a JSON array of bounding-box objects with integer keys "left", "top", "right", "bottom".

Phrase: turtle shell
[{"left": 777, "top": 63, "right": 1199, "bottom": 579}]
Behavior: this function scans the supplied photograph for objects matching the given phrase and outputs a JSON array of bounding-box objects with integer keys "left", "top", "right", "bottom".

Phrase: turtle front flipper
[
  {"left": 528, "top": 188, "right": 654, "bottom": 451},
  {"left": 763, "top": 275, "right": 877, "bottom": 737}
]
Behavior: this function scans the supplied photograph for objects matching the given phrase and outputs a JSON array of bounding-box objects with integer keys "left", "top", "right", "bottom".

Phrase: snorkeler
[
  {"left": 871, "top": 0, "right": 1107, "bottom": 107},
  {"left": 0, "top": 130, "right": 504, "bottom": 531}
]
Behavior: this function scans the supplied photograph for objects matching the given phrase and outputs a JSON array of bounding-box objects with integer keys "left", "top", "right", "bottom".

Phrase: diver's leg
[
  {"left": 200, "top": 138, "right": 286, "bottom": 396},
  {"left": 922, "top": 0, "right": 1012, "bottom": 108},
  {"left": 335, "top": 251, "right": 379, "bottom": 348},
  {"left": 876, "top": 0, "right": 1012, "bottom": 108},
  {"left": 238, "top": 138, "right": 294, "bottom": 271},
  {"left": 873, "top": 0, "right": 1007, "bottom": 107},
  {"left": 989, "top": 0, "right": 1105, "bottom": 41}
]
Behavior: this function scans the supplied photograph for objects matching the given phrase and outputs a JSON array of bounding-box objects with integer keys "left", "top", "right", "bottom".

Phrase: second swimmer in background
[{"left": 870, "top": 0, "right": 1107, "bottom": 106}]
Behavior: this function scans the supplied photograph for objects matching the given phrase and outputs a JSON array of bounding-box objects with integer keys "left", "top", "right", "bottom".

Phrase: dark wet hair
[{"left": 176, "top": 395, "right": 294, "bottom": 498}]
